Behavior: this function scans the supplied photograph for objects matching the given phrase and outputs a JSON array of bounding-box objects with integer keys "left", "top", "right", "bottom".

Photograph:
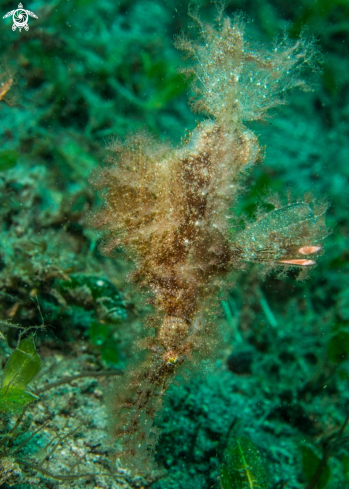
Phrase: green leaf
[
  {"left": 0, "top": 386, "right": 39, "bottom": 414},
  {"left": 220, "top": 464, "right": 233, "bottom": 489},
  {"left": 302, "top": 445, "right": 331, "bottom": 489},
  {"left": 0, "top": 150, "right": 18, "bottom": 171},
  {"left": 2, "top": 334, "right": 44, "bottom": 388},
  {"left": 60, "top": 274, "right": 127, "bottom": 321},
  {"left": 223, "top": 436, "right": 268, "bottom": 489},
  {"left": 147, "top": 73, "right": 190, "bottom": 109},
  {"left": 60, "top": 273, "right": 124, "bottom": 301},
  {"left": 89, "top": 321, "right": 110, "bottom": 346},
  {"left": 100, "top": 343, "right": 118, "bottom": 365}
]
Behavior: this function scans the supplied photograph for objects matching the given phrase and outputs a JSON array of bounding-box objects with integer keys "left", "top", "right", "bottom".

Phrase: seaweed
[{"left": 220, "top": 436, "right": 267, "bottom": 489}]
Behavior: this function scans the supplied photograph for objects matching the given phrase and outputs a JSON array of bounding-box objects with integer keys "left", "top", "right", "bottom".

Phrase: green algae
[{"left": 0, "top": 334, "right": 43, "bottom": 414}]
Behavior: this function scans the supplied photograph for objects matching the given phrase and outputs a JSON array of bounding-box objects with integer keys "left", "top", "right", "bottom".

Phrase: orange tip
[
  {"left": 298, "top": 246, "right": 322, "bottom": 255},
  {"left": 0, "top": 79, "right": 12, "bottom": 100},
  {"left": 278, "top": 259, "right": 316, "bottom": 266}
]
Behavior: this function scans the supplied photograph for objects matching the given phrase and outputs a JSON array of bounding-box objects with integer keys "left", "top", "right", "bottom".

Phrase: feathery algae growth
[{"left": 90, "top": 9, "right": 327, "bottom": 472}]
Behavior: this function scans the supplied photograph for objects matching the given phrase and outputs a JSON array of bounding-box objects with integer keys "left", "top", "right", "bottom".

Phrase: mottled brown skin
[
  {"left": 90, "top": 11, "right": 327, "bottom": 473},
  {"left": 0, "top": 62, "right": 17, "bottom": 105}
]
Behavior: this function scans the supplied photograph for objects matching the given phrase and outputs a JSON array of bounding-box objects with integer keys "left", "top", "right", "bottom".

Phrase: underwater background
[{"left": 0, "top": 0, "right": 349, "bottom": 488}]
